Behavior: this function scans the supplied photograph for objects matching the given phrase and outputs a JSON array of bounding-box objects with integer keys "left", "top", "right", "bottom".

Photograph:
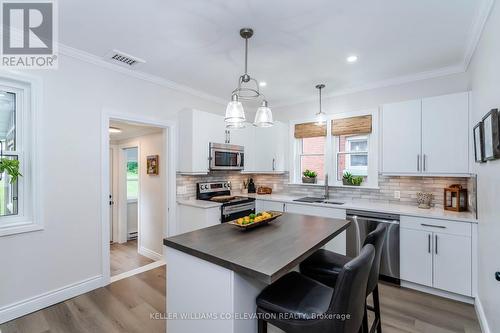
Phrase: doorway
[{"left": 108, "top": 119, "right": 168, "bottom": 281}]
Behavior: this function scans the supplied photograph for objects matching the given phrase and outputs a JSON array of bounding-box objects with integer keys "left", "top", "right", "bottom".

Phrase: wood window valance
[
  {"left": 294, "top": 122, "right": 327, "bottom": 138},
  {"left": 331, "top": 115, "right": 372, "bottom": 136}
]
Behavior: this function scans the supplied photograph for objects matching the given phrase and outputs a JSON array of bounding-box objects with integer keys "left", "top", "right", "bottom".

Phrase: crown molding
[
  {"left": 273, "top": 64, "right": 466, "bottom": 108},
  {"left": 58, "top": 44, "right": 226, "bottom": 106},
  {"left": 463, "top": 0, "right": 495, "bottom": 70}
]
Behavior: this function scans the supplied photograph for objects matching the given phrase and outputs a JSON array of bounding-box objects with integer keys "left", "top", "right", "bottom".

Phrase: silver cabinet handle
[
  {"left": 421, "top": 223, "right": 446, "bottom": 229},
  {"left": 435, "top": 234, "right": 438, "bottom": 254},
  {"left": 423, "top": 154, "right": 427, "bottom": 172},
  {"left": 228, "top": 130, "right": 231, "bottom": 143},
  {"left": 272, "top": 158, "right": 276, "bottom": 171},
  {"left": 417, "top": 155, "right": 420, "bottom": 171},
  {"left": 428, "top": 234, "right": 431, "bottom": 253}
]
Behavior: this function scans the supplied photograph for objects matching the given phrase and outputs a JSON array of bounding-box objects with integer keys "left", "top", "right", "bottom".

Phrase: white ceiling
[
  {"left": 60, "top": 0, "right": 487, "bottom": 106},
  {"left": 109, "top": 120, "right": 162, "bottom": 142}
]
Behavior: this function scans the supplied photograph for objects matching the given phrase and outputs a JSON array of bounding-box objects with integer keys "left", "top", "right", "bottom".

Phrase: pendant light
[
  {"left": 225, "top": 28, "right": 274, "bottom": 128},
  {"left": 315, "top": 84, "right": 326, "bottom": 125}
]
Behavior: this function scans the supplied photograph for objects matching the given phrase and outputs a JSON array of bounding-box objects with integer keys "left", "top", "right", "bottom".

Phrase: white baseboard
[
  {"left": 138, "top": 246, "right": 163, "bottom": 261},
  {"left": 0, "top": 275, "right": 103, "bottom": 324},
  {"left": 475, "top": 297, "right": 491, "bottom": 333},
  {"left": 401, "top": 280, "right": 474, "bottom": 304}
]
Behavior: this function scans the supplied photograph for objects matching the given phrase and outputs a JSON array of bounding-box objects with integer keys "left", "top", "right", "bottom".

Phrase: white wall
[
  {"left": 0, "top": 54, "right": 222, "bottom": 320},
  {"left": 273, "top": 72, "right": 469, "bottom": 120},
  {"left": 117, "top": 132, "right": 165, "bottom": 257},
  {"left": 466, "top": 2, "right": 500, "bottom": 332}
]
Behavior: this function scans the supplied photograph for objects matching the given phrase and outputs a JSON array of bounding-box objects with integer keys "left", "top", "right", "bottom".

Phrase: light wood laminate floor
[
  {"left": 110, "top": 239, "right": 154, "bottom": 276},
  {"left": 1, "top": 266, "right": 481, "bottom": 333}
]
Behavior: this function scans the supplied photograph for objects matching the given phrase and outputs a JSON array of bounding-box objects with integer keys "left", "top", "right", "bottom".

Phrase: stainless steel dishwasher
[{"left": 346, "top": 210, "right": 400, "bottom": 285}]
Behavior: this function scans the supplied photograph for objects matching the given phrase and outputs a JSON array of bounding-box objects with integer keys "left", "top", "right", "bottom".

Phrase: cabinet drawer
[
  {"left": 256, "top": 200, "right": 285, "bottom": 213},
  {"left": 400, "top": 216, "right": 471, "bottom": 237}
]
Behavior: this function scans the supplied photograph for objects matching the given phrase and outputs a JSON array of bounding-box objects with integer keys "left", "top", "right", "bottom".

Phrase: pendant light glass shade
[
  {"left": 226, "top": 121, "right": 246, "bottom": 129},
  {"left": 254, "top": 100, "right": 273, "bottom": 127},
  {"left": 225, "top": 94, "right": 245, "bottom": 124}
]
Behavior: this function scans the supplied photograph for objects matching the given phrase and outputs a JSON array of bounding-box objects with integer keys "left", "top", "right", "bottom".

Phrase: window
[
  {"left": 292, "top": 111, "right": 378, "bottom": 188},
  {"left": 0, "top": 76, "right": 39, "bottom": 237},
  {"left": 298, "top": 136, "right": 325, "bottom": 181},
  {"left": 0, "top": 90, "right": 18, "bottom": 217},
  {"left": 336, "top": 135, "right": 369, "bottom": 180},
  {"left": 126, "top": 148, "right": 138, "bottom": 200}
]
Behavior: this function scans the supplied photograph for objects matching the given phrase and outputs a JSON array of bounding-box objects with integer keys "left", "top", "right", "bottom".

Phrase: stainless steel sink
[{"left": 293, "top": 197, "right": 344, "bottom": 205}]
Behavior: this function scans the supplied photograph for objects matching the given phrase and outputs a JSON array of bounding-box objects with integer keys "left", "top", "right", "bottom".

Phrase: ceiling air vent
[{"left": 107, "top": 50, "right": 145, "bottom": 67}]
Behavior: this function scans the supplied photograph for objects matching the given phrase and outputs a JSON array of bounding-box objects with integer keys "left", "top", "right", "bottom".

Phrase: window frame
[
  {"left": 290, "top": 109, "right": 379, "bottom": 188},
  {"left": 337, "top": 135, "right": 369, "bottom": 178},
  {"left": 295, "top": 136, "right": 326, "bottom": 184},
  {"left": 0, "top": 74, "right": 41, "bottom": 237}
]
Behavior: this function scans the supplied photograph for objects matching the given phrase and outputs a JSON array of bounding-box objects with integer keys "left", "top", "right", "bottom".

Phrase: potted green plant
[
  {"left": 0, "top": 144, "right": 22, "bottom": 183},
  {"left": 302, "top": 169, "right": 317, "bottom": 184},
  {"left": 342, "top": 171, "right": 363, "bottom": 186}
]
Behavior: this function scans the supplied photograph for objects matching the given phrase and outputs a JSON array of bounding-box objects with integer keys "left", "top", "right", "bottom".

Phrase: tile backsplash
[{"left": 177, "top": 172, "right": 476, "bottom": 211}]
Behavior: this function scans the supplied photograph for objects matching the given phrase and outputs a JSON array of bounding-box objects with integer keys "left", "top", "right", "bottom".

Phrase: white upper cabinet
[
  {"left": 229, "top": 125, "right": 255, "bottom": 172},
  {"left": 422, "top": 92, "right": 469, "bottom": 174},
  {"left": 381, "top": 99, "right": 422, "bottom": 174},
  {"left": 178, "top": 109, "right": 226, "bottom": 174},
  {"left": 381, "top": 92, "right": 470, "bottom": 175},
  {"left": 244, "top": 121, "right": 288, "bottom": 173}
]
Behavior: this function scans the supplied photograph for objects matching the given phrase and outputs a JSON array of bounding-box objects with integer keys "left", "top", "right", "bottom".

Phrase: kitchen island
[{"left": 163, "top": 213, "right": 350, "bottom": 333}]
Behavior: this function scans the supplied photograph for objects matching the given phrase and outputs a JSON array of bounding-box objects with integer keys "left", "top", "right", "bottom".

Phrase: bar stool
[
  {"left": 256, "top": 244, "right": 375, "bottom": 333},
  {"left": 300, "top": 224, "right": 387, "bottom": 333}
]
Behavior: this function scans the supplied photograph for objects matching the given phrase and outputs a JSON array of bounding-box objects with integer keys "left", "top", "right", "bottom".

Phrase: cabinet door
[
  {"left": 229, "top": 126, "right": 255, "bottom": 172},
  {"left": 400, "top": 228, "right": 433, "bottom": 287},
  {"left": 253, "top": 126, "right": 275, "bottom": 172},
  {"left": 422, "top": 92, "right": 469, "bottom": 174},
  {"left": 433, "top": 232, "right": 472, "bottom": 296},
  {"left": 255, "top": 200, "right": 285, "bottom": 212},
  {"left": 191, "top": 110, "right": 226, "bottom": 173},
  {"left": 381, "top": 100, "right": 422, "bottom": 173},
  {"left": 285, "top": 203, "right": 347, "bottom": 255},
  {"left": 271, "top": 122, "right": 288, "bottom": 172}
]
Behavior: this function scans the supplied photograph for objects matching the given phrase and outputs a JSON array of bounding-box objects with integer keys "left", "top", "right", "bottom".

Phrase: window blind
[
  {"left": 294, "top": 122, "right": 327, "bottom": 138},
  {"left": 331, "top": 115, "right": 372, "bottom": 136}
]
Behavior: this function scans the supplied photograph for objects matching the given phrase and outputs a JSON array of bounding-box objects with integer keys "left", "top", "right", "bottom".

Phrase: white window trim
[
  {"left": 0, "top": 72, "right": 42, "bottom": 237},
  {"left": 294, "top": 136, "right": 326, "bottom": 184},
  {"left": 289, "top": 109, "right": 379, "bottom": 188}
]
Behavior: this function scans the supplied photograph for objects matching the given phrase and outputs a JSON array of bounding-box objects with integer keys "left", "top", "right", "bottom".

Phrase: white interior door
[
  {"left": 421, "top": 92, "right": 469, "bottom": 174},
  {"left": 109, "top": 148, "right": 114, "bottom": 242},
  {"left": 381, "top": 100, "right": 422, "bottom": 173}
]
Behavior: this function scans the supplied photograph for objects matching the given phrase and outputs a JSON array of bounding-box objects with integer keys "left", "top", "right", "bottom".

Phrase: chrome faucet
[{"left": 324, "top": 174, "right": 329, "bottom": 200}]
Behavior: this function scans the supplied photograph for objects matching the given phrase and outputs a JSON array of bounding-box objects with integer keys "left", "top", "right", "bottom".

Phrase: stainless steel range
[{"left": 196, "top": 181, "right": 255, "bottom": 223}]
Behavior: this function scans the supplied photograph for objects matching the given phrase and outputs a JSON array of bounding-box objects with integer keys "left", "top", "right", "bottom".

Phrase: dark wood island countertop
[{"left": 163, "top": 213, "right": 350, "bottom": 284}]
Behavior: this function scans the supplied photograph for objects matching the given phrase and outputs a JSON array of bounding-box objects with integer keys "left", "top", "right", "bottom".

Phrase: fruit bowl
[{"left": 228, "top": 211, "right": 283, "bottom": 230}]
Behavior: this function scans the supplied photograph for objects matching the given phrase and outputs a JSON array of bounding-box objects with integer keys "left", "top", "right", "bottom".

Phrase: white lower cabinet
[
  {"left": 177, "top": 204, "right": 221, "bottom": 235},
  {"left": 284, "top": 203, "right": 347, "bottom": 255},
  {"left": 255, "top": 200, "right": 286, "bottom": 213},
  {"left": 400, "top": 216, "right": 472, "bottom": 296}
]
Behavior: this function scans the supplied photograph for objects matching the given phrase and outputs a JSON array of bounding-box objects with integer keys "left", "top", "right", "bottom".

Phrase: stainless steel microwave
[{"left": 209, "top": 143, "right": 244, "bottom": 171}]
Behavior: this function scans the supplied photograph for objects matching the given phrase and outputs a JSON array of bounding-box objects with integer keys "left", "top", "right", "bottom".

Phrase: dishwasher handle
[{"left": 349, "top": 216, "right": 400, "bottom": 225}]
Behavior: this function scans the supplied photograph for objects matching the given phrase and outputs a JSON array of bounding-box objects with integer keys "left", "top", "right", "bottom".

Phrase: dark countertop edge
[{"left": 163, "top": 221, "right": 350, "bottom": 284}]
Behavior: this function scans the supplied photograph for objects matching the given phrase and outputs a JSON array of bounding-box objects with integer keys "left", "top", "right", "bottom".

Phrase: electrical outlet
[
  {"left": 177, "top": 186, "right": 187, "bottom": 195},
  {"left": 394, "top": 191, "right": 401, "bottom": 199}
]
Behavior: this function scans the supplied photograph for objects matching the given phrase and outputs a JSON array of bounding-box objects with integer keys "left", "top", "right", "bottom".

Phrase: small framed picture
[
  {"left": 482, "top": 109, "right": 500, "bottom": 161},
  {"left": 473, "top": 122, "right": 485, "bottom": 163},
  {"left": 147, "top": 155, "right": 159, "bottom": 175}
]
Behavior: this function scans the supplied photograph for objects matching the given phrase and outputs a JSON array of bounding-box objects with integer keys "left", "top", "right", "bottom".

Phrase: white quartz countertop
[
  {"left": 244, "top": 193, "right": 477, "bottom": 223},
  {"left": 177, "top": 199, "right": 222, "bottom": 209}
]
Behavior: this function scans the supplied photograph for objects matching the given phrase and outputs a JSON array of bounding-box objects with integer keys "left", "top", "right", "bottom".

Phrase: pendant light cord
[{"left": 244, "top": 37, "right": 248, "bottom": 75}]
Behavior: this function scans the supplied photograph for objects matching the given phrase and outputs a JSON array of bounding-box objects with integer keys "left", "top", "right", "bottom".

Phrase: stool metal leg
[
  {"left": 362, "top": 300, "right": 368, "bottom": 333},
  {"left": 258, "top": 318, "right": 267, "bottom": 333},
  {"left": 373, "top": 285, "right": 382, "bottom": 333}
]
